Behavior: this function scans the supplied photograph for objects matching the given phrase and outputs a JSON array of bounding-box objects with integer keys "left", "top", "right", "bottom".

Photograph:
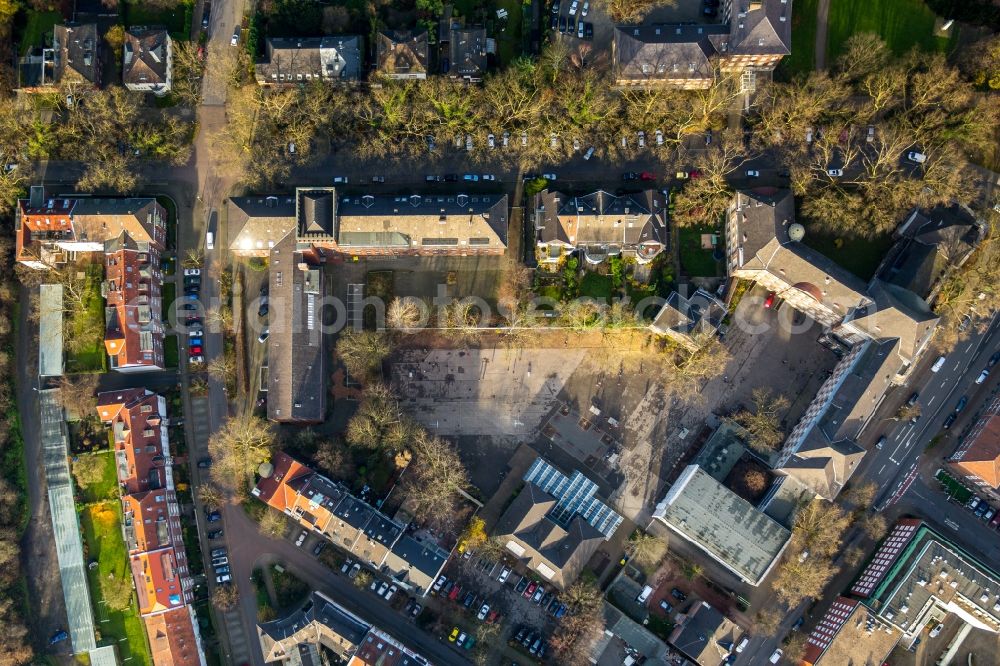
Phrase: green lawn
[
  {"left": 579, "top": 272, "right": 614, "bottom": 301},
  {"left": 783, "top": 0, "right": 818, "bottom": 75},
  {"left": 74, "top": 452, "right": 118, "bottom": 504},
  {"left": 164, "top": 334, "right": 179, "bottom": 369},
  {"left": 826, "top": 0, "right": 957, "bottom": 62},
  {"left": 162, "top": 281, "right": 176, "bottom": 323},
  {"left": 66, "top": 264, "right": 108, "bottom": 374},
  {"left": 122, "top": 0, "right": 192, "bottom": 41},
  {"left": 801, "top": 229, "right": 894, "bottom": 281},
  {"left": 19, "top": 10, "right": 62, "bottom": 55},
  {"left": 80, "top": 503, "right": 152, "bottom": 666},
  {"left": 679, "top": 227, "right": 721, "bottom": 278},
  {"left": 493, "top": 0, "right": 524, "bottom": 66}
]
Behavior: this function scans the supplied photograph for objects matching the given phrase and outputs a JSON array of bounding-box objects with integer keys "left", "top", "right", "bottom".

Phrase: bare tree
[
  {"left": 550, "top": 580, "right": 605, "bottom": 664},
  {"left": 56, "top": 374, "right": 100, "bottom": 420},
  {"left": 336, "top": 330, "right": 392, "bottom": 382},
  {"left": 212, "top": 584, "right": 240, "bottom": 610},
  {"left": 209, "top": 415, "right": 276, "bottom": 488},
  {"left": 198, "top": 483, "right": 224, "bottom": 509},
  {"left": 733, "top": 388, "right": 790, "bottom": 453},
  {"left": 404, "top": 432, "right": 470, "bottom": 531},
  {"left": 623, "top": 530, "right": 666, "bottom": 571},
  {"left": 387, "top": 297, "right": 424, "bottom": 330},
  {"left": 259, "top": 509, "right": 287, "bottom": 539}
]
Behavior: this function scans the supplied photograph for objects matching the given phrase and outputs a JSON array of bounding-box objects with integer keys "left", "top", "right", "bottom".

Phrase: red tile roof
[
  {"left": 130, "top": 546, "right": 185, "bottom": 615},
  {"left": 104, "top": 245, "right": 164, "bottom": 370},
  {"left": 952, "top": 411, "right": 1000, "bottom": 488},
  {"left": 145, "top": 607, "right": 203, "bottom": 666},
  {"left": 97, "top": 390, "right": 167, "bottom": 495},
  {"left": 254, "top": 451, "right": 312, "bottom": 512},
  {"left": 121, "top": 491, "right": 172, "bottom": 553}
]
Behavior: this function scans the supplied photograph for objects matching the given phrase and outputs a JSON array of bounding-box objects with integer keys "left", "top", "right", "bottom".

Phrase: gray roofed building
[
  {"left": 123, "top": 28, "right": 172, "bottom": 95},
  {"left": 725, "top": 0, "right": 793, "bottom": 60},
  {"left": 447, "top": 25, "right": 487, "bottom": 80},
  {"left": 667, "top": 601, "right": 740, "bottom": 666},
  {"left": 845, "top": 279, "right": 938, "bottom": 366},
  {"left": 652, "top": 465, "right": 790, "bottom": 586},
  {"left": 53, "top": 24, "right": 102, "bottom": 88},
  {"left": 383, "top": 535, "right": 449, "bottom": 595},
  {"left": 258, "top": 591, "right": 371, "bottom": 663},
  {"left": 858, "top": 521, "right": 1000, "bottom": 648},
  {"left": 376, "top": 29, "right": 429, "bottom": 80},
  {"left": 725, "top": 188, "right": 869, "bottom": 329},
  {"left": 533, "top": 189, "right": 668, "bottom": 264},
  {"left": 229, "top": 188, "right": 508, "bottom": 258},
  {"left": 650, "top": 288, "right": 727, "bottom": 351},
  {"left": 255, "top": 36, "right": 363, "bottom": 86},
  {"left": 880, "top": 204, "right": 983, "bottom": 301},
  {"left": 266, "top": 233, "right": 325, "bottom": 424},
  {"left": 227, "top": 195, "right": 297, "bottom": 255},
  {"left": 494, "top": 482, "right": 606, "bottom": 590},
  {"left": 336, "top": 192, "right": 508, "bottom": 253},
  {"left": 612, "top": 24, "right": 728, "bottom": 89}
]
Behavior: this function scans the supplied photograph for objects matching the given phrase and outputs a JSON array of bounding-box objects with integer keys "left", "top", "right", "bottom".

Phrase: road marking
[
  {"left": 945, "top": 518, "right": 960, "bottom": 531},
  {"left": 879, "top": 464, "right": 887, "bottom": 474},
  {"left": 927, "top": 395, "right": 936, "bottom": 405}
]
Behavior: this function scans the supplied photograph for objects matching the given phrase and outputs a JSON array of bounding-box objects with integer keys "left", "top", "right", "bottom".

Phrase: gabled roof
[
  {"left": 779, "top": 435, "right": 866, "bottom": 501},
  {"left": 53, "top": 24, "right": 101, "bottom": 86},
  {"left": 727, "top": 0, "right": 792, "bottom": 56},
  {"left": 668, "top": 601, "right": 739, "bottom": 666},
  {"left": 227, "top": 195, "right": 296, "bottom": 252},
  {"left": 849, "top": 279, "right": 938, "bottom": 363},
  {"left": 613, "top": 24, "right": 727, "bottom": 84},
  {"left": 951, "top": 402, "right": 1000, "bottom": 488},
  {"left": 376, "top": 30, "right": 429, "bottom": 76},
  {"left": 494, "top": 482, "right": 606, "bottom": 589},
  {"left": 145, "top": 607, "right": 203, "bottom": 666},
  {"left": 651, "top": 289, "right": 727, "bottom": 341},
  {"left": 535, "top": 189, "right": 667, "bottom": 247},
  {"left": 448, "top": 25, "right": 487, "bottom": 77},
  {"left": 816, "top": 338, "right": 902, "bottom": 444},
  {"left": 256, "top": 36, "right": 363, "bottom": 84},
  {"left": 122, "top": 490, "right": 172, "bottom": 553},
  {"left": 123, "top": 28, "right": 171, "bottom": 88},
  {"left": 258, "top": 591, "right": 370, "bottom": 662},
  {"left": 253, "top": 451, "right": 314, "bottom": 511},
  {"left": 131, "top": 547, "right": 185, "bottom": 615}
]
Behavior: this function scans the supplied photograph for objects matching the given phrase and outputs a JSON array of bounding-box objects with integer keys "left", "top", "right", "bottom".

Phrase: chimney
[{"left": 749, "top": 0, "right": 762, "bottom": 9}]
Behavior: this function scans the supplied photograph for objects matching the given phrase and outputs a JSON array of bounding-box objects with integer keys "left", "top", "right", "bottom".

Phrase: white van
[
  {"left": 735, "top": 636, "right": 750, "bottom": 653},
  {"left": 908, "top": 151, "right": 927, "bottom": 164},
  {"left": 636, "top": 585, "right": 654, "bottom": 604},
  {"left": 206, "top": 231, "right": 215, "bottom": 250},
  {"left": 931, "top": 355, "right": 946, "bottom": 372}
]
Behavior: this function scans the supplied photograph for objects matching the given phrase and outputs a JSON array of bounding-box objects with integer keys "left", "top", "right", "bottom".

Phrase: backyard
[
  {"left": 80, "top": 502, "right": 152, "bottom": 666},
  {"left": 73, "top": 451, "right": 118, "bottom": 504},
  {"left": 781, "top": 0, "right": 818, "bottom": 75},
  {"left": 801, "top": 228, "right": 894, "bottom": 281},
  {"left": 164, "top": 334, "right": 179, "bottom": 369},
  {"left": 65, "top": 263, "right": 107, "bottom": 374},
  {"left": 826, "top": 0, "right": 959, "bottom": 62},
  {"left": 678, "top": 226, "right": 721, "bottom": 278},
  {"left": 17, "top": 9, "right": 61, "bottom": 55},
  {"left": 122, "top": 0, "right": 192, "bottom": 40}
]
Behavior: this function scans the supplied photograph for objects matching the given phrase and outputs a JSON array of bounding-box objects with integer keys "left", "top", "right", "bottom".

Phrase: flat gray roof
[
  {"left": 653, "top": 465, "right": 790, "bottom": 585},
  {"left": 39, "top": 284, "right": 63, "bottom": 377}
]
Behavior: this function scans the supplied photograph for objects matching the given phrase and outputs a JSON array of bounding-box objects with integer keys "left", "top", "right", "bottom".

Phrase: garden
[
  {"left": 825, "top": 0, "right": 961, "bottom": 62},
  {"left": 72, "top": 451, "right": 118, "bottom": 504},
  {"left": 678, "top": 225, "right": 722, "bottom": 278},
  {"left": 80, "top": 502, "right": 152, "bottom": 666},
  {"left": 65, "top": 264, "right": 108, "bottom": 374},
  {"left": 800, "top": 226, "right": 894, "bottom": 281}
]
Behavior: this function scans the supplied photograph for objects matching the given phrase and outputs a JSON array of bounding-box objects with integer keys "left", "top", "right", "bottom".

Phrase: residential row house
[
  {"left": 257, "top": 590, "right": 430, "bottom": 664},
  {"left": 724, "top": 188, "right": 982, "bottom": 501},
  {"left": 96, "top": 389, "right": 205, "bottom": 666},
  {"left": 228, "top": 187, "right": 507, "bottom": 422},
  {"left": 532, "top": 189, "right": 668, "bottom": 265},
  {"left": 949, "top": 396, "right": 1000, "bottom": 503},
  {"left": 16, "top": 187, "right": 169, "bottom": 373},
  {"left": 612, "top": 0, "right": 791, "bottom": 89},
  {"left": 804, "top": 519, "right": 1000, "bottom": 663},
  {"left": 17, "top": 23, "right": 172, "bottom": 95},
  {"left": 255, "top": 36, "right": 363, "bottom": 86},
  {"left": 254, "top": 452, "right": 449, "bottom": 596}
]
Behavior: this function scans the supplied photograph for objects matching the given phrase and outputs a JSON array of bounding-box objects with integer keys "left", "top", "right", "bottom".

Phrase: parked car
[
  {"left": 295, "top": 530, "right": 307, "bottom": 547},
  {"left": 984, "top": 508, "right": 995, "bottom": 522},
  {"left": 989, "top": 351, "right": 1000, "bottom": 368},
  {"left": 659, "top": 600, "right": 673, "bottom": 613},
  {"left": 197, "top": 458, "right": 211, "bottom": 468},
  {"left": 515, "top": 578, "right": 529, "bottom": 594},
  {"left": 976, "top": 369, "right": 990, "bottom": 384},
  {"left": 184, "top": 268, "right": 201, "bottom": 276},
  {"left": 410, "top": 601, "right": 422, "bottom": 618},
  {"left": 448, "top": 627, "right": 459, "bottom": 642},
  {"left": 487, "top": 133, "right": 495, "bottom": 149},
  {"left": 670, "top": 588, "right": 687, "bottom": 601},
  {"left": 333, "top": 176, "right": 349, "bottom": 184},
  {"left": 312, "top": 542, "right": 326, "bottom": 556},
  {"left": 640, "top": 171, "right": 656, "bottom": 181},
  {"left": 583, "top": 145, "right": 595, "bottom": 160},
  {"left": 371, "top": 175, "right": 385, "bottom": 183},
  {"left": 456, "top": 632, "right": 468, "bottom": 648},
  {"left": 581, "top": 1, "right": 589, "bottom": 15},
  {"left": 258, "top": 328, "right": 270, "bottom": 343},
  {"left": 969, "top": 496, "right": 981, "bottom": 510},
  {"left": 349, "top": 563, "right": 361, "bottom": 579},
  {"left": 211, "top": 557, "right": 228, "bottom": 567},
  {"left": 764, "top": 292, "right": 776, "bottom": 308},
  {"left": 463, "top": 591, "right": 476, "bottom": 608},
  {"left": 558, "top": 15, "right": 566, "bottom": 32},
  {"left": 432, "top": 575, "right": 447, "bottom": 594},
  {"left": 827, "top": 168, "right": 843, "bottom": 177},
  {"left": 942, "top": 414, "right": 957, "bottom": 430},
  {"left": 542, "top": 172, "right": 557, "bottom": 180},
  {"left": 230, "top": 27, "right": 240, "bottom": 46},
  {"left": 875, "top": 436, "right": 887, "bottom": 450},
  {"left": 206, "top": 511, "right": 221, "bottom": 522},
  {"left": 955, "top": 396, "right": 969, "bottom": 413},
  {"left": 770, "top": 649, "right": 783, "bottom": 664},
  {"left": 907, "top": 151, "right": 928, "bottom": 164},
  {"left": 481, "top": 174, "right": 497, "bottom": 181},
  {"left": 216, "top": 574, "right": 231, "bottom": 583},
  {"left": 384, "top": 585, "right": 397, "bottom": 601},
  {"left": 622, "top": 172, "right": 638, "bottom": 181},
  {"left": 49, "top": 630, "right": 69, "bottom": 645},
  {"left": 215, "top": 566, "right": 230, "bottom": 575},
  {"left": 210, "top": 547, "right": 226, "bottom": 558},
  {"left": 746, "top": 169, "right": 760, "bottom": 177},
  {"left": 463, "top": 174, "right": 479, "bottom": 182},
  {"left": 477, "top": 603, "right": 490, "bottom": 621},
  {"left": 425, "top": 175, "right": 443, "bottom": 182},
  {"left": 584, "top": 22, "right": 593, "bottom": 39},
  {"left": 577, "top": 21, "right": 584, "bottom": 38},
  {"left": 533, "top": 587, "right": 544, "bottom": 603},
  {"left": 637, "top": 130, "right": 645, "bottom": 148},
  {"left": 189, "top": 355, "right": 204, "bottom": 364},
  {"left": 524, "top": 581, "right": 538, "bottom": 598},
  {"left": 189, "top": 346, "right": 203, "bottom": 355},
  {"left": 208, "top": 530, "right": 223, "bottom": 540},
  {"left": 376, "top": 581, "right": 389, "bottom": 596},
  {"left": 929, "top": 623, "right": 944, "bottom": 638},
  {"left": 497, "top": 566, "right": 511, "bottom": 583}
]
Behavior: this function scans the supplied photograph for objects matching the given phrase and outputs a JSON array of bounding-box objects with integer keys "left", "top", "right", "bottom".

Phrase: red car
[
  {"left": 763, "top": 292, "right": 776, "bottom": 309},
  {"left": 189, "top": 346, "right": 203, "bottom": 355},
  {"left": 448, "top": 585, "right": 461, "bottom": 601},
  {"left": 639, "top": 172, "right": 656, "bottom": 181},
  {"left": 524, "top": 582, "right": 537, "bottom": 599},
  {"left": 689, "top": 169, "right": 703, "bottom": 179},
  {"left": 990, "top": 510, "right": 1000, "bottom": 529}
]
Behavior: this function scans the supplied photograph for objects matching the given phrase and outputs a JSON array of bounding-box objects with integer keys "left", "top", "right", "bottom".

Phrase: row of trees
[
  {"left": 214, "top": 42, "right": 742, "bottom": 187},
  {"left": 0, "top": 225, "right": 33, "bottom": 664}
]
